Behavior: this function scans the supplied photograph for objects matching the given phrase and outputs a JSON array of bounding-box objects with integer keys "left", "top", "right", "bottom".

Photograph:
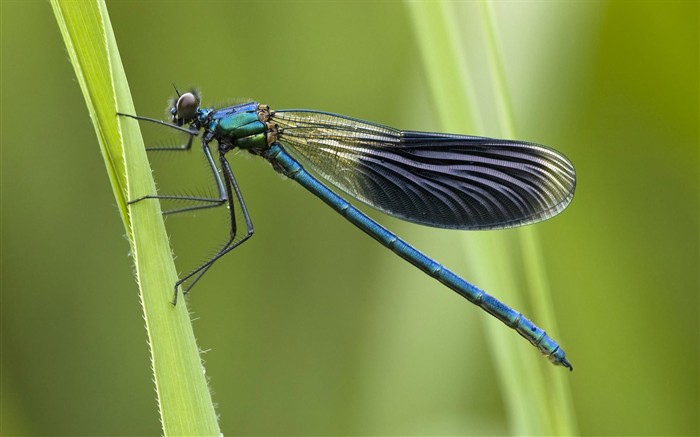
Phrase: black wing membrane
[{"left": 271, "top": 110, "right": 575, "bottom": 230}]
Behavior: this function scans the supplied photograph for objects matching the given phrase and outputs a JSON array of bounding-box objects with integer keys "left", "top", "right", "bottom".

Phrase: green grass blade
[
  {"left": 51, "top": 1, "right": 220, "bottom": 434},
  {"left": 480, "top": 2, "right": 577, "bottom": 434},
  {"left": 407, "top": 1, "right": 577, "bottom": 434},
  {"left": 51, "top": 0, "right": 129, "bottom": 228}
]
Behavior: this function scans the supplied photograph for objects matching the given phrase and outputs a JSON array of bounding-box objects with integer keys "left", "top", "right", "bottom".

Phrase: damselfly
[{"left": 119, "top": 90, "right": 576, "bottom": 369}]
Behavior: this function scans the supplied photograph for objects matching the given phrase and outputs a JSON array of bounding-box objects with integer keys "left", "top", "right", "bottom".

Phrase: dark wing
[{"left": 271, "top": 110, "right": 575, "bottom": 230}]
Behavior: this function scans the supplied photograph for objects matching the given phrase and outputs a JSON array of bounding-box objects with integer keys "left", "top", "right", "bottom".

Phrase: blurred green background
[{"left": 2, "top": 1, "right": 697, "bottom": 435}]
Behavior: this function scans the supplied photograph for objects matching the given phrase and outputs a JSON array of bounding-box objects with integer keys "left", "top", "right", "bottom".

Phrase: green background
[{"left": 2, "top": 1, "right": 697, "bottom": 435}]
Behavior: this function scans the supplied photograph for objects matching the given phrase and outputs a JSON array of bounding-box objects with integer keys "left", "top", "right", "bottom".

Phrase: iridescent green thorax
[{"left": 210, "top": 102, "right": 276, "bottom": 153}]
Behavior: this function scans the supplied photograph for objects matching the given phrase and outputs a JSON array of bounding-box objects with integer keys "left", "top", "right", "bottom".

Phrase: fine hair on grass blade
[{"left": 51, "top": 1, "right": 220, "bottom": 434}]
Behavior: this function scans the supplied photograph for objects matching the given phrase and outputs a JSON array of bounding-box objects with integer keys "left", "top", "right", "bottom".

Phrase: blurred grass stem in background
[
  {"left": 51, "top": 1, "right": 219, "bottom": 434},
  {"left": 407, "top": 1, "right": 577, "bottom": 434}
]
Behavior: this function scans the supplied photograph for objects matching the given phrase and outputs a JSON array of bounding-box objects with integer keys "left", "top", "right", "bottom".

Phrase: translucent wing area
[{"left": 271, "top": 110, "right": 576, "bottom": 230}]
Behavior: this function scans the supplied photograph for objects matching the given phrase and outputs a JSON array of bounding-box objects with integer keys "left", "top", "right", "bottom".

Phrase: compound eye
[{"left": 176, "top": 92, "right": 199, "bottom": 120}]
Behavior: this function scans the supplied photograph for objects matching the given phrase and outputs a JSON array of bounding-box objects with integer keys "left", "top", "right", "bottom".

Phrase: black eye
[{"left": 176, "top": 92, "right": 199, "bottom": 120}]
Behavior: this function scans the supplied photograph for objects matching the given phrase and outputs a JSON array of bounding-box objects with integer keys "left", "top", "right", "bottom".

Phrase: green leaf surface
[{"left": 50, "top": 1, "right": 220, "bottom": 434}]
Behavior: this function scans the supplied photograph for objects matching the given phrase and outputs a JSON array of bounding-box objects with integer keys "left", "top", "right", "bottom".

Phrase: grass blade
[
  {"left": 407, "top": 1, "right": 577, "bottom": 434},
  {"left": 51, "top": 1, "right": 220, "bottom": 434}
]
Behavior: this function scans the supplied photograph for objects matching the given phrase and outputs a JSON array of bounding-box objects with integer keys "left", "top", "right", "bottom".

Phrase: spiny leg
[
  {"left": 118, "top": 112, "right": 224, "bottom": 213},
  {"left": 117, "top": 112, "right": 198, "bottom": 136},
  {"left": 118, "top": 112, "right": 254, "bottom": 303},
  {"left": 172, "top": 153, "right": 254, "bottom": 304},
  {"left": 128, "top": 136, "right": 229, "bottom": 215}
]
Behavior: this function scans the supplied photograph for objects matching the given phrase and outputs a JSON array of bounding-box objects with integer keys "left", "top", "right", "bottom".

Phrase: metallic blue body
[
  {"left": 263, "top": 143, "right": 570, "bottom": 368},
  {"left": 122, "top": 92, "right": 575, "bottom": 370}
]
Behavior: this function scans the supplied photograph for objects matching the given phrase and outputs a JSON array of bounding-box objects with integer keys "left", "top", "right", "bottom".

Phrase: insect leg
[
  {"left": 171, "top": 152, "right": 254, "bottom": 304},
  {"left": 128, "top": 137, "right": 228, "bottom": 215}
]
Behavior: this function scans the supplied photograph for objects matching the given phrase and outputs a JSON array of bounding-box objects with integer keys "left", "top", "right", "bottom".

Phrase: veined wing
[{"left": 270, "top": 110, "right": 575, "bottom": 230}]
